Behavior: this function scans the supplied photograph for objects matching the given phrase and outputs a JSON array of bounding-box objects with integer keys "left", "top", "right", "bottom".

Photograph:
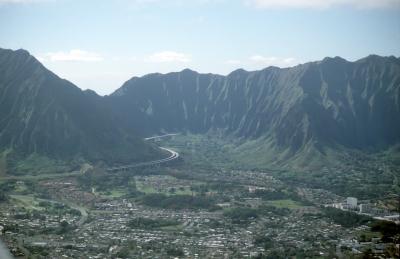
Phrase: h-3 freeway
[{"left": 107, "top": 134, "right": 180, "bottom": 172}]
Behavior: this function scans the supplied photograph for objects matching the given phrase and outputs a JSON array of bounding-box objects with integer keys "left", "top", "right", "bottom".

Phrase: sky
[{"left": 0, "top": 0, "right": 399, "bottom": 95}]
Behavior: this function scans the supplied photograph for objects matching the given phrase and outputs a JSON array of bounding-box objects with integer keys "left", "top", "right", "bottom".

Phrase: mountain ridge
[
  {"left": 107, "top": 53, "right": 400, "bottom": 166},
  {"left": 1, "top": 47, "right": 399, "bottom": 170},
  {"left": 0, "top": 47, "right": 163, "bottom": 170},
  {"left": 112, "top": 54, "right": 400, "bottom": 88}
]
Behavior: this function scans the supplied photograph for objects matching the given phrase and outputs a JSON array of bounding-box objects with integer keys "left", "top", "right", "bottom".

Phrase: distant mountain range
[{"left": 1, "top": 47, "right": 399, "bottom": 169}]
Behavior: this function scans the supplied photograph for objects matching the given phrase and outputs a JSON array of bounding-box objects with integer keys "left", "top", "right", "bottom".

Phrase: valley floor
[{"left": 0, "top": 134, "right": 399, "bottom": 258}]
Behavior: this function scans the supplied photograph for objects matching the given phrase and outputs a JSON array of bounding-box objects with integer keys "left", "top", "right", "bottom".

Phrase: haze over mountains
[{"left": 1, "top": 48, "right": 399, "bottom": 169}]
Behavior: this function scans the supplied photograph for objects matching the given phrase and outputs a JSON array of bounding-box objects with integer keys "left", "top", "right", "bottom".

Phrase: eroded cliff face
[
  {"left": 0, "top": 48, "right": 162, "bottom": 164},
  {"left": 1, "top": 47, "right": 398, "bottom": 167},
  {"left": 108, "top": 55, "right": 400, "bottom": 152}
]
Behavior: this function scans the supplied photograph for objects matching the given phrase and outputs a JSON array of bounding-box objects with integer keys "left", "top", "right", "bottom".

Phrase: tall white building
[{"left": 346, "top": 197, "right": 358, "bottom": 208}]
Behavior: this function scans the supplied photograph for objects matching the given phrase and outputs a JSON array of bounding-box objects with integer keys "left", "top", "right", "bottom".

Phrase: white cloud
[
  {"left": 246, "top": 0, "right": 400, "bottom": 9},
  {"left": 283, "top": 57, "right": 296, "bottom": 64},
  {"left": 146, "top": 51, "right": 191, "bottom": 63},
  {"left": 224, "top": 56, "right": 298, "bottom": 69},
  {"left": 250, "top": 55, "right": 278, "bottom": 63},
  {"left": 249, "top": 55, "right": 297, "bottom": 67},
  {"left": 42, "top": 49, "right": 104, "bottom": 62}
]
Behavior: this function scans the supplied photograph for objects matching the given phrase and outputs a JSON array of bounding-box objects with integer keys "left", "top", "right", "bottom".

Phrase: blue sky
[{"left": 0, "top": 0, "right": 399, "bottom": 95}]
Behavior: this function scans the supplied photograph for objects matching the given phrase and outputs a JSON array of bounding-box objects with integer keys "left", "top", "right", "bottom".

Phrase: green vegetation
[
  {"left": 127, "top": 217, "right": 179, "bottom": 230},
  {"left": 249, "top": 190, "right": 288, "bottom": 200},
  {"left": 357, "top": 230, "right": 381, "bottom": 242},
  {"left": 41, "top": 220, "right": 75, "bottom": 235},
  {"left": 59, "top": 220, "right": 71, "bottom": 234},
  {"left": 0, "top": 171, "right": 82, "bottom": 183},
  {"left": 370, "top": 220, "right": 400, "bottom": 242},
  {"left": 135, "top": 175, "right": 197, "bottom": 196},
  {"left": 0, "top": 123, "right": 397, "bottom": 258},
  {"left": 166, "top": 246, "right": 184, "bottom": 257},
  {"left": 254, "top": 235, "right": 274, "bottom": 250},
  {"left": 10, "top": 194, "right": 43, "bottom": 210},
  {"left": 0, "top": 190, "right": 7, "bottom": 202},
  {"left": 136, "top": 184, "right": 193, "bottom": 196},
  {"left": 222, "top": 205, "right": 291, "bottom": 224},
  {"left": 77, "top": 167, "right": 139, "bottom": 197},
  {"left": 135, "top": 183, "right": 159, "bottom": 194},
  {"left": 7, "top": 193, "right": 81, "bottom": 220},
  {"left": 100, "top": 189, "right": 128, "bottom": 198},
  {"left": 223, "top": 207, "right": 258, "bottom": 223},
  {"left": 159, "top": 133, "right": 239, "bottom": 169},
  {"left": 275, "top": 150, "right": 400, "bottom": 200},
  {"left": 0, "top": 150, "right": 10, "bottom": 177},
  {"left": 257, "top": 205, "right": 291, "bottom": 216},
  {"left": 25, "top": 245, "right": 50, "bottom": 257},
  {"left": 163, "top": 134, "right": 400, "bottom": 200},
  {"left": 140, "top": 193, "right": 218, "bottom": 210},
  {"left": 38, "top": 201, "right": 82, "bottom": 216},
  {"left": 321, "top": 207, "right": 374, "bottom": 228},
  {"left": 266, "top": 199, "right": 304, "bottom": 209},
  {"left": 7, "top": 153, "right": 70, "bottom": 176}
]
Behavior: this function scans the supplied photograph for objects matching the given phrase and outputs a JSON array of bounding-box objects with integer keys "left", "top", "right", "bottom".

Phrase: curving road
[
  {"left": 144, "top": 133, "right": 179, "bottom": 141},
  {"left": 107, "top": 134, "right": 179, "bottom": 172}
]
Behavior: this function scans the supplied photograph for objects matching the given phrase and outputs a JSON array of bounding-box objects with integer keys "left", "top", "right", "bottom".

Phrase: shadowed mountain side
[
  {"left": 0, "top": 48, "right": 163, "bottom": 166},
  {"left": 1, "top": 47, "right": 399, "bottom": 170}
]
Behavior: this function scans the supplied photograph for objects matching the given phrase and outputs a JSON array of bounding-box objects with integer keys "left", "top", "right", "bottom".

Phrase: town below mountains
[{"left": 0, "top": 48, "right": 399, "bottom": 258}]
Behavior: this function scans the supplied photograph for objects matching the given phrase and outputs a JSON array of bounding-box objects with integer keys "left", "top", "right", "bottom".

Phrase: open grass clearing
[
  {"left": 10, "top": 194, "right": 43, "bottom": 210},
  {"left": 265, "top": 199, "right": 304, "bottom": 209}
]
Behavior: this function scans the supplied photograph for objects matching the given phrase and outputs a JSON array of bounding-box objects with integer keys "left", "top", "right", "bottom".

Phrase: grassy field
[
  {"left": 135, "top": 174, "right": 198, "bottom": 196},
  {"left": 14, "top": 181, "right": 28, "bottom": 193},
  {"left": 159, "top": 133, "right": 240, "bottom": 169},
  {"left": 0, "top": 171, "right": 81, "bottom": 183},
  {"left": 12, "top": 153, "right": 70, "bottom": 175},
  {"left": 266, "top": 199, "right": 304, "bottom": 209},
  {"left": 136, "top": 184, "right": 159, "bottom": 194},
  {"left": 10, "top": 194, "right": 43, "bottom": 210},
  {"left": 100, "top": 189, "right": 128, "bottom": 198},
  {"left": 136, "top": 182, "right": 193, "bottom": 196}
]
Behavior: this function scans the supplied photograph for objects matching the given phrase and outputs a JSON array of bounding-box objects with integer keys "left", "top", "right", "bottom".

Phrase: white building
[{"left": 346, "top": 197, "right": 358, "bottom": 209}]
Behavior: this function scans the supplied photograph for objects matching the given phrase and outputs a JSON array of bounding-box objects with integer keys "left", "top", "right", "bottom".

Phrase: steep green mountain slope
[
  {"left": 0, "top": 48, "right": 162, "bottom": 170},
  {"left": 1, "top": 48, "right": 398, "bottom": 171},
  {"left": 108, "top": 55, "right": 400, "bottom": 166}
]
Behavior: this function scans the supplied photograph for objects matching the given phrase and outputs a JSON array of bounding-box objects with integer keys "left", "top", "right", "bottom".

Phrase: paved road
[
  {"left": 71, "top": 204, "right": 88, "bottom": 226},
  {"left": 144, "top": 133, "right": 179, "bottom": 141},
  {"left": 107, "top": 134, "right": 180, "bottom": 172}
]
